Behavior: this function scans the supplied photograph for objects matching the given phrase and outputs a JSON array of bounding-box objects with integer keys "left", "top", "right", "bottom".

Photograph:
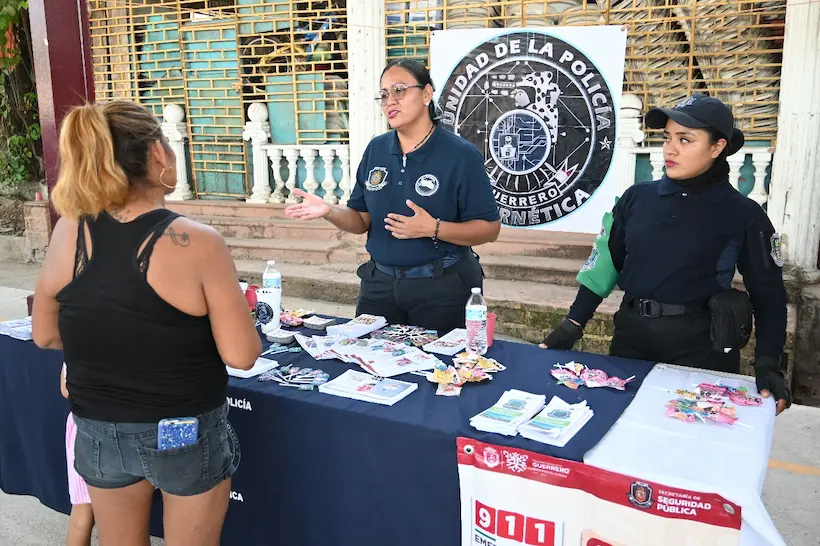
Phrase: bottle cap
[
  {"left": 471, "top": 287, "right": 481, "bottom": 294},
  {"left": 266, "top": 260, "right": 276, "bottom": 266}
]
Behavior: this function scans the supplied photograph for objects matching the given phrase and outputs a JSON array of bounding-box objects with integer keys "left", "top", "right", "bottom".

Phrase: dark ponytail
[{"left": 381, "top": 58, "right": 438, "bottom": 123}]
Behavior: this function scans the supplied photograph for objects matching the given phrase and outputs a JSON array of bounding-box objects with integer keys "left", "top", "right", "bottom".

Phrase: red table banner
[{"left": 457, "top": 437, "right": 742, "bottom": 546}]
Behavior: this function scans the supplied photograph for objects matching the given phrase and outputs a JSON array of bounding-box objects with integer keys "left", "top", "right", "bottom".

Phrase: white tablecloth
[{"left": 585, "top": 364, "right": 784, "bottom": 546}]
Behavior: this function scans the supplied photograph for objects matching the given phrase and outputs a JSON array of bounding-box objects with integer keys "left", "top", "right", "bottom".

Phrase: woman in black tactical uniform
[{"left": 540, "top": 94, "right": 791, "bottom": 414}]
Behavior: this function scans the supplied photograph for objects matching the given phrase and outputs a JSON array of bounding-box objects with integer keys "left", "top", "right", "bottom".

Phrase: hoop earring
[{"left": 158, "top": 168, "right": 175, "bottom": 190}]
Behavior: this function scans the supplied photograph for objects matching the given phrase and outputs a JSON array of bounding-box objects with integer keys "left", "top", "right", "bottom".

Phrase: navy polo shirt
[
  {"left": 569, "top": 175, "right": 787, "bottom": 360},
  {"left": 347, "top": 125, "right": 500, "bottom": 267}
]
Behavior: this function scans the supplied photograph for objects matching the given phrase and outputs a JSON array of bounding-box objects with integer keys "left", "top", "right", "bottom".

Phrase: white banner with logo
[
  {"left": 457, "top": 438, "right": 743, "bottom": 546},
  {"left": 431, "top": 27, "right": 627, "bottom": 233}
]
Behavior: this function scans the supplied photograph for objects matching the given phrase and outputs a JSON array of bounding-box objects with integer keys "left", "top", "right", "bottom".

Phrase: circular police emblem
[
  {"left": 415, "top": 174, "right": 440, "bottom": 197},
  {"left": 438, "top": 31, "right": 617, "bottom": 227},
  {"left": 254, "top": 301, "right": 274, "bottom": 325}
]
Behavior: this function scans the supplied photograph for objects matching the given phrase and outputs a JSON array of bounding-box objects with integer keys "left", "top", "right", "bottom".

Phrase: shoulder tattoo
[{"left": 163, "top": 226, "right": 191, "bottom": 247}]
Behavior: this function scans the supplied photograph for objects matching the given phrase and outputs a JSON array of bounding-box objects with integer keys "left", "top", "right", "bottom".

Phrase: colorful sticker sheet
[
  {"left": 371, "top": 325, "right": 440, "bottom": 348},
  {"left": 664, "top": 382, "right": 763, "bottom": 426},
  {"left": 550, "top": 361, "right": 635, "bottom": 391},
  {"left": 258, "top": 365, "right": 330, "bottom": 391},
  {"left": 280, "top": 309, "right": 314, "bottom": 327},
  {"left": 426, "top": 352, "right": 507, "bottom": 395}
]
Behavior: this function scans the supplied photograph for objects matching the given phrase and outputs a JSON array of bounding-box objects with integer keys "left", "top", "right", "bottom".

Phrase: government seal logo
[{"left": 438, "top": 31, "right": 617, "bottom": 227}]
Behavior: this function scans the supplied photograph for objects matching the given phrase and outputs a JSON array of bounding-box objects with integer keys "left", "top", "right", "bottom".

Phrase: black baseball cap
[{"left": 645, "top": 94, "right": 744, "bottom": 155}]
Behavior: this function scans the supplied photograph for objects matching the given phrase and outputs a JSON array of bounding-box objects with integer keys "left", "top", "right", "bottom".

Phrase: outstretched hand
[
  {"left": 384, "top": 200, "right": 436, "bottom": 240},
  {"left": 284, "top": 188, "right": 331, "bottom": 221}
]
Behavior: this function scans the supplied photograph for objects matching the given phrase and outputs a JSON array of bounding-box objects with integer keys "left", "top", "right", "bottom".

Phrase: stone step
[
  {"left": 168, "top": 200, "right": 596, "bottom": 259},
  {"left": 475, "top": 229, "right": 594, "bottom": 259},
  {"left": 226, "top": 237, "right": 368, "bottom": 264},
  {"left": 235, "top": 259, "right": 796, "bottom": 381},
  {"left": 168, "top": 200, "right": 290, "bottom": 219},
  {"left": 195, "top": 215, "right": 365, "bottom": 243}
]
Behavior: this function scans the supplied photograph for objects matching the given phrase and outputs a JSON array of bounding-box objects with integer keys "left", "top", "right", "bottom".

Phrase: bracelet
[{"left": 432, "top": 218, "right": 441, "bottom": 248}]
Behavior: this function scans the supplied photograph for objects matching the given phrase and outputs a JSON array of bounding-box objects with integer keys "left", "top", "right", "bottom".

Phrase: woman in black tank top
[{"left": 31, "top": 100, "right": 261, "bottom": 546}]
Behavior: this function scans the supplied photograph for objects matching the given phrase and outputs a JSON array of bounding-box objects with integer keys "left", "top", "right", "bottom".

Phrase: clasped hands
[{"left": 384, "top": 199, "right": 437, "bottom": 240}]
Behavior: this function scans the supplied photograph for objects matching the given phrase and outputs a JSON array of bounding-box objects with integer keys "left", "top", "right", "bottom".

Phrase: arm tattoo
[{"left": 163, "top": 227, "right": 191, "bottom": 247}]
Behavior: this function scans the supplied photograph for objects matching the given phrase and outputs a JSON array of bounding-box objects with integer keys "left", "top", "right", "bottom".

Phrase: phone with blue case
[{"left": 157, "top": 417, "right": 199, "bottom": 451}]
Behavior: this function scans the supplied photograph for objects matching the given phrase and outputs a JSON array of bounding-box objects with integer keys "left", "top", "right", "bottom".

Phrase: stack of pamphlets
[
  {"left": 227, "top": 357, "right": 279, "bottom": 379},
  {"left": 469, "top": 390, "right": 546, "bottom": 436},
  {"left": 0, "top": 317, "right": 32, "bottom": 341},
  {"left": 326, "top": 338, "right": 443, "bottom": 377},
  {"left": 318, "top": 369, "right": 418, "bottom": 406},
  {"left": 326, "top": 314, "right": 387, "bottom": 338},
  {"left": 422, "top": 328, "right": 468, "bottom": 356},
  {"left": 294, "top": 333, "right": 347, "bottom": 360},
  {"left": 518, "top": 396, "right": 594, "bottom": 447}
]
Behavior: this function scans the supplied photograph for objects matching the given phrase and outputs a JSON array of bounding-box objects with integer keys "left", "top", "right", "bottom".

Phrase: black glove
[
  {"left": 540, "top": 318, "right": 583, "bottom": 350},
  {"left": 754, "top": 356, "right": 792, "bottom": 412}
]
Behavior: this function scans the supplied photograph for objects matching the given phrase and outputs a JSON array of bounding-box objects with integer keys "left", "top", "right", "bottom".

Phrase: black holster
[{"left": 708, "top": 289, "right": 753, "bottom": 353}]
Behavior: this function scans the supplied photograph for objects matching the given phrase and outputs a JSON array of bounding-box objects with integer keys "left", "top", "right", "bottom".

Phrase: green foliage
[{"left": 0, "top": 1, "right": 40, "bottom": 195}]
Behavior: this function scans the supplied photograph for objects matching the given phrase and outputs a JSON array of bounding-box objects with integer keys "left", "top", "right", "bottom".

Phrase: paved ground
[{"left": 1, "top": 261, "right": 818, "bottom": 545}]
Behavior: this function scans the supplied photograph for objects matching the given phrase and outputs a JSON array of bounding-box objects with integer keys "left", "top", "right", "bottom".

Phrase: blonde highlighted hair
[{"left": 51, "top": 100, "right": 165, "bottom": 220}]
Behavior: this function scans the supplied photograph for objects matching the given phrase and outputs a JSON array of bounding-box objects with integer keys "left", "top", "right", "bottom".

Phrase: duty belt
[
  {"left": 373, "top": 252, "right": 465, "bottom": 279},
  {"left": 623, "top": 294, "right": 704, "bottom": 318}
]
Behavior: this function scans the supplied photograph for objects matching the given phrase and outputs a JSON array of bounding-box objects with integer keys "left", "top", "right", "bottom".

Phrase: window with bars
[
  {"left": 384, "top": 0, "right": 786, "bottom": 143},
  {"left": 88, "top": 0, "right": 350, "bottom": 197}
]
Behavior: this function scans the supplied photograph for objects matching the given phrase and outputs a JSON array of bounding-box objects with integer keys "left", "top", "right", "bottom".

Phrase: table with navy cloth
[{"left": 0, "top": 324, "right": 655, "bottom": 545}]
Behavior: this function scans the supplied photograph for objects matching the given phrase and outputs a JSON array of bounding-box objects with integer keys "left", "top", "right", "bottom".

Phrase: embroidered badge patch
[
  {"left": 415, "top": 174, "right": 440, "bottom": 197},
  {"left": 581, "top": 245, "right": 599, "bottom": 272},
  {"left": 366, "top": 167, "right": 388, "bottom": 191},
  {"left": 770, "top": 233, "right": 784, "bottom": 267}
]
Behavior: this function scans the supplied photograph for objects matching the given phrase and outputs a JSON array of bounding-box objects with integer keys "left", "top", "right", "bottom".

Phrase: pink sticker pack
[
  {"left": 550, "top": 362, "right": 635, "bottom": 392},
  {"left": 664, "top": 383, "right": 762, "bottom": 426}
]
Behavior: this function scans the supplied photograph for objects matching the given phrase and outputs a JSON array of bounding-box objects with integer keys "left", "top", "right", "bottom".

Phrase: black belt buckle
[{"left": 639, "top": 298, "right": 662, "bottom": 318}]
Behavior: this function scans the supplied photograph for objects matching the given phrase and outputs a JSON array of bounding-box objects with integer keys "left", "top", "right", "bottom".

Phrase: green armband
[{"left": 577, "top": 199, "right": 620, "bottom": 298}]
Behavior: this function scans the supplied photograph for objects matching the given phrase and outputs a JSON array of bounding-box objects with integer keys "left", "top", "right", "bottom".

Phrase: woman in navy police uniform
[
  {"left": 540, "top": 94, "right": 791, "bottom": 414},
  {"left": 286, "top": 59, "right": 501, "bottom": 333}
]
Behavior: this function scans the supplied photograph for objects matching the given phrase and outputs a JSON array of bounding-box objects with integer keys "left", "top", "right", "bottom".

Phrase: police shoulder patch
[
  {"left": 366, "top": 167, "right": 388, "bottom": 192},
  {"left": 770, "top": 232, "right": 784, "bottom": 267},
  {"left": 581, "top": 245, "right": 599, "bottom": 272}
]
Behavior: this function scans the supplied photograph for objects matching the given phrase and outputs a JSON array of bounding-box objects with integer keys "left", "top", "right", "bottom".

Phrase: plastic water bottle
[
  {"left": 465, "top": 287, "right": 488, "bottom": 356},
  {"left": 262, "top": 260, "right": 282, "bottom": 291},
  {"left": 257, "top": 260, "right": 282, "bottom": 333}
]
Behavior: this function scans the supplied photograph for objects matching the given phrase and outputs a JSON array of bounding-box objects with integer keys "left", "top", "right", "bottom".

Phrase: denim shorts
[{"left": 72, "top": 402, "right": 240, "bottom": 496}]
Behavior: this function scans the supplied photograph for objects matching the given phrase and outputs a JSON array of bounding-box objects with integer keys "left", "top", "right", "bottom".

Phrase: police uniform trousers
[
  {"left": 609, "top": 299, "right": 741, "bottom": 374},
  {"left": 355, "top": 252, "right": 484, "bottom": 335}
]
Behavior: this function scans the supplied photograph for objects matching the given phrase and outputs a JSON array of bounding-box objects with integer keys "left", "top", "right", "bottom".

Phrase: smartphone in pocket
[{"left": 157, "top": 417, "right": 199, "bottom": 451}]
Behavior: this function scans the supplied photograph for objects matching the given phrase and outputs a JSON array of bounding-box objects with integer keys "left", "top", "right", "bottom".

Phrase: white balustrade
[
  {"left": 613, "top": 94, "right": 645, "bottom": 196},
  {"left": 610, "top": 94, "right": 774, "bottom": 207},
  {"left": 261, "top": 144, "right": 351, "bottom": 204},
  {"left": 749, "top": 150, "right": 773, "bottom": 206},
  {"left": 727, "top": 154, "right": 746, "bottom": 192},
  {"left": 161, "top": 104, "right": 193, "bottom": 201},
  {"left": 282, "top": 148, "right": 301, "bottom": 204},
  {"left": 269, "top": 147, "right": 285, "bottom": 204},
  {"left": 635, "top": 145, "right": 773, "bottom": 203},
  {"left": 242, "top": 102, "right": 352, "bottom": 205},
  {"left": 649, "top": 150, "right": 666, "bottom": 182},
  {"left": 242, "top": 103, "right": 273, "bottom": 204}
]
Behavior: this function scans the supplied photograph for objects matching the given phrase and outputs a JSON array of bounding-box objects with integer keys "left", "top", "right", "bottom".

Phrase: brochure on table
[{"left": 319, "top": 369, "right": 418, "bottom": 406}]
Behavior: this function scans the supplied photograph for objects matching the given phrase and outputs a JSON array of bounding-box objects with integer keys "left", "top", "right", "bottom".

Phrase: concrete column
[
  {"left": 29, "top": 0, "right": 95, "bottom": 229},
  {"left": 162, "top": 105, "right": 193, "bottom": 202},
  {"left": 346, "top": 0, "right": 387, "bottom": 184},
  {"left": 767, "top": 0, "right": 820, "bottom": 275},
  {"left": 243, "top": 103, "right": 273, "bottom": 204}
]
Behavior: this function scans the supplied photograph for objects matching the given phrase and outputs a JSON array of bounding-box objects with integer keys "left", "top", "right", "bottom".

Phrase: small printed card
[{"left": 423, "top": 328, "right": 468, "bottom": 356}]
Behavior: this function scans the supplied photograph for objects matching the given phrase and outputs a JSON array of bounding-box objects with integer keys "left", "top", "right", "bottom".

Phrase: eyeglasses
[{"left": 375, "top": 83, "right": 424, "bottom": 104}]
